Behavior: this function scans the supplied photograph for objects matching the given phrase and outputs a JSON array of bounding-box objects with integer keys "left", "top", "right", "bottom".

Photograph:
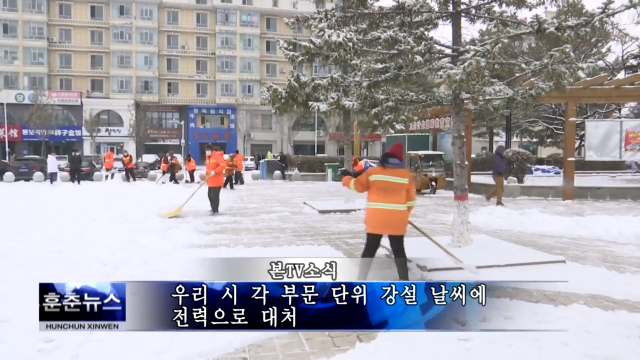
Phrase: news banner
[{"left": 39, "top": 259, "right": 505, "bottom": 332}]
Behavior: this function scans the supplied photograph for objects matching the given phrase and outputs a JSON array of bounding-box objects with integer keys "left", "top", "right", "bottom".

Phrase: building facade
[
  {"left": 0, "top": 0, "right": 342, "bottom": 159},
  {"left": 81, "top": 98, "right": 136, "bottom": 157}
]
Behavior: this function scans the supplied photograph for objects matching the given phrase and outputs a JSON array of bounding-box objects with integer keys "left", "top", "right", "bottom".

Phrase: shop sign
[
  {"left": 147, "top": 128, "right": 180, "bottom": 139},
  {"left": 329, "top": 133, "right": 382, "bottom": 141},
  {"left": 22, "top": 126, "right": 83, "bottom": 141},
  {"left": 409, "top": 117, "right": 452, "bottom": 131},
  {"left": 0, "top": 125, "right": 22, "bottom": 141},
  {"left": 0, "top": 90, "right": 81, "bottom": 105}
]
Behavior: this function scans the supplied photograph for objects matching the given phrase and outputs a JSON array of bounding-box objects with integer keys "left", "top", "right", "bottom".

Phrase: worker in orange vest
[
  {"left": 223, "top": 154, "right": 237, "bottom": 190},
  {"left": 103, "top": 150, "right": 115, "bottom": 181},
  {"left": 205, "top": 144, "right": 226, "bottom": 215},
  {"left": 234, "top": 150, "right": 244, "bottom": 185},
  {"left": 340, "top": 143, "right": 416, "bottom": 280},
  {"left": 160, "top": 153, "right": 169, "bottom": 176},
  {"left": 122, "top": 150, "right": 136, "bottom": 182},
  {"left": 185, "top": 154, "right": 197, "bottom": 183}
]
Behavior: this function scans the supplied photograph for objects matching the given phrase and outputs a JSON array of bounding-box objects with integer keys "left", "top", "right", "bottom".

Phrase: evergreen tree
[{"left": 263, "top": 0, "right": 639, "bottom": 246}]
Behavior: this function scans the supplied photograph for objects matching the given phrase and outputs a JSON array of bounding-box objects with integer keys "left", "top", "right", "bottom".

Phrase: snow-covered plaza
[{"left": 1, "top": 173, "right": 639, "bottom": 360}]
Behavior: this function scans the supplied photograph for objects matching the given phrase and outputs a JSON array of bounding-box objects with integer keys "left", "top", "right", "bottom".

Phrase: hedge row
[
  {"left": 291, "top": 154, "right": 627, "bottom": 174},
  {"left": 290, "top": 156, "right": 379, "bottom": 173}
]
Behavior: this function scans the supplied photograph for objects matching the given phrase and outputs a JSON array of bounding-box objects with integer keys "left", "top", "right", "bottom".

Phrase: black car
[
  {"left": 133, "top": 162, "right": 151, "bottom": 178},
  {"left": 62, "top": 158, "right": 100, "bottom": 181},
  {"left": 7, "top": 157, "right": 47, "bottom": 181},
  {"left": 0, "top": 160, "right": 8, "bottom": 179}
]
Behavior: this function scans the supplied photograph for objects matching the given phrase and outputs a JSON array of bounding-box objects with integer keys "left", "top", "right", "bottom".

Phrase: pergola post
[{"left": 563, "top": 103, "right": 577, "bottom": 201}]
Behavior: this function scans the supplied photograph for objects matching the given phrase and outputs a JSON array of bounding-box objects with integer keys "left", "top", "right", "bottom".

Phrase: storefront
[
  {"left": 0, "top": 124, "right": 22, "bottom": 160},
  {"left": 187, "top": 106, "right": 237, "bottom": 164},
  {"left": 17, "top": 125, "right": 83, "bottom": 156},
  {"left": 143, "top": 105, "right": 183, "bottom": 156},
  {"left": 82, "top": 99, "right": 136, "bottom": 158}
]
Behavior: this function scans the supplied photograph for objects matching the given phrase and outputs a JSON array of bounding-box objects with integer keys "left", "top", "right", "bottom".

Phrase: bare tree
[
  {"left": 279, "top": 112, "right": 299, "bottom": 154},
  {"left": 83, "top": 109, "right": 101, "bottom": 154},
  {"left": 23, "top": 89, "right": 59, "bottom": 156},
  {"left": 128, "top": 102, "right": 151, "bottom": 156},
  {"left": 236, "top": 113, "right": 250, "bottom": 155}
]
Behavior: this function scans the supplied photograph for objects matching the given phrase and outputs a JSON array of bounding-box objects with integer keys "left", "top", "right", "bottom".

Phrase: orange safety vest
[
  {"left": 103, "top": 152, "right": 114, "bottom": 170},
  {"left": 354, "top": 161, "right": 365, "bottom": 172},
  {"left": 186, "top": 159, "right": 196, "bottom": 171},
  {"left": 342, "top": 166, "right": 416, "bottom": 236},
  {"left": 205, "top": 152, "right": 226, "bottom": 188},
  {"left": 224, "top": 159, "right": 236, "bottom": 176},
  {"left": 234, "top": 154, "right": 244, "bottom": 171},
  {"left": 122, "top": 155, "right": 135, "bottom": 169},
  {"left": 160, "top": 157, "right": 168, "bottom": 171}
]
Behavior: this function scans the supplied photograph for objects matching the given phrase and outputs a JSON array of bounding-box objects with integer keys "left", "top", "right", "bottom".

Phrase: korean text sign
[
  {"left": 39, "top": 281, "right": 491, "bottom": 331},
  {"left": 22, "top": 126, "right": 83, "bottom": 141}
]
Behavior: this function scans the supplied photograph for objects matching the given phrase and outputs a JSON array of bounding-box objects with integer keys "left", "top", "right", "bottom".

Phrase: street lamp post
[
  {"left": 170, "top": 119, "right": 185, "bottom": 161},
  {"left": 314, "top": 110, "right": 318, "bottom": 155}
]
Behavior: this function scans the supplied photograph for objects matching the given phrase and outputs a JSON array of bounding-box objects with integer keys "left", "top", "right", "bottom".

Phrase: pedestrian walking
[
  {"left": 340, "top": 143, "right": 416, "bottom": 281},
  {"left": 122, "top": 150, "right": 136, "bottom": 182},
  {"left": 69, "top": 149, "right": 82, "bottom": 185},
  {"left": 46, "top": 150, "right": 59, "bottom": 184},
  {"left": 486, "top": 145, "right": 505, "bottom": 206},
  {"left": 205, "top": 144, "right": 226, "bottom": 215},
  {"left": 276, "top": 151, "right": 288, "bottom": 180}
]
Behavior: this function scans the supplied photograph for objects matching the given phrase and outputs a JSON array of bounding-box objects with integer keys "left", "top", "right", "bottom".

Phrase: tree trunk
[
  {"left": 341, "top": 110, "right": 353, "bottom": 171},
  {"left": 450, "top": 0, "right": 472, "bottom": 248}
]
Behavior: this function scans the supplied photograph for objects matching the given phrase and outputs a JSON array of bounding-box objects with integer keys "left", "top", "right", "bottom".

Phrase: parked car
[
  {"left": 56, "top": 155, "right": 69, "bottom": 170},
  {"left": 0, "top": 160, "right": 9, "bottom": 178},
  {"left": 243, "top": 156, "right": 256, "bottom": 171},
  {"left": 62, "top": 158, "right": 100, "bottom": 181},
  {"left": 133, "top": 162, "right": 151, "bottom": 178},
  {"left": 140, "top": 154, "right": 160, "bottom": 170},
  {"left": 7, "top": 156, "right": 47, "bottom": 181},
  {"left": 113, "top": 155, "right": 125, "bottom": 172}
]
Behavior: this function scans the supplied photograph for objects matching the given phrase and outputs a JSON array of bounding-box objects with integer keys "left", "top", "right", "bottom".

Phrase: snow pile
[
  {"left": 327, "top": 300, "right": 640, "bottom": 360},
  {"left": 527, "top": 165, "right": 562, "bottom": 176},
  {"left": 469, "top": 207, "right": 640, "bottom": 244}
]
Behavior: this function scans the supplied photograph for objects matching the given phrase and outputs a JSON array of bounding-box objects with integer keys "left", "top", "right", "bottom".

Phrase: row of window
[
  {"left": 52, "top": 3, "right": 299, "bottom": 33},
  {"left": 0, "top": 71, "right": 46, "bottom": 89},
  {"left": 0, "top": 0, "right": 46, "bottom": 14},
  {"left": 0, "top": 19, "right": 46, "bottom": 39}
]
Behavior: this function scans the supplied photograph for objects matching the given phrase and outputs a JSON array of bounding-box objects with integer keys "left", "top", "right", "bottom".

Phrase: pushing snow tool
[
  {"left": 161, "top": 177, "right": 208, "bottom": 219},
  {"left": 156, "top": 173, "right": 167, "bottom": 184},
  {"left": 408, "top": 220, "right": 480, "bottom": 275}
]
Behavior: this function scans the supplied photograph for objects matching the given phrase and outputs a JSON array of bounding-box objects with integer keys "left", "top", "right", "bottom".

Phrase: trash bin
[{"left": 324, "top": 163, "right": 341, "bottom": 182}]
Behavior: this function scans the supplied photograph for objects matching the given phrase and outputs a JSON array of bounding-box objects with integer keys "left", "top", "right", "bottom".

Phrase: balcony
[
  {"left": 159, "top": 73, "right": 215, "bottom": 80},
  {"left": 48, "top": 43, "right": 110, "bottom": 52},
  {"left": 260, "top": 54, "right": 287, "bottom": 61},
  {"left": 159, "top": 25, "right": 215, "bottom": 34},
  {"left": 238, "top": 74, "right": 260, "bottom": 81},
  {"left": 159, "top": 49, "right": 215, "bottom": 57},
  {"left": 159, "top": 96, "right": 218, "bottom": 105},
  {"left": 49, "top": 69, "right": 110, "bottom": 76},
  {"left": 260, "top": 31, "right": 309, "bottom": 39},
  {"left": 136, "top": 92, "right": 159, "bottom": 102},
  {"left": 261, "top": 77, "right": 286, "bottom": 84},
  {"left": 48, "top": 18, "right": 109, "bottom": 27}
]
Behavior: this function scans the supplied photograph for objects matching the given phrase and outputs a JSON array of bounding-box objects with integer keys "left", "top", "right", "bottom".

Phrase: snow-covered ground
[
  {"left": 1, "top": 173, "right": 639, "bottom": 359},
  {"left": 327, "top": 300, "right": 640, "bottom": 360},
  {"left": 471, "top": 174, "right": 640, "bottom": 186}
]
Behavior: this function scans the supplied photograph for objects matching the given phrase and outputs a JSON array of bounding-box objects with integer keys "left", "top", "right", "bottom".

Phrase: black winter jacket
[{"left": 69, "top": 155, "right": 82, "bottom": 170}]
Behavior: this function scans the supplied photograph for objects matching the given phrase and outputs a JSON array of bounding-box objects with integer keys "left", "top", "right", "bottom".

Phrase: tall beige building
[
  {"left": 1, "top": 0, "right": 364, "bottom": 159},
  {"left": 0, "top": 0, "right": 333, "bottom": 98}
]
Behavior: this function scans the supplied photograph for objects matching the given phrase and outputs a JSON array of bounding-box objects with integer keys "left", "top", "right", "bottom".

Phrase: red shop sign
[{"left": 0, "top": 125, "right": 22, "bottom": 141}]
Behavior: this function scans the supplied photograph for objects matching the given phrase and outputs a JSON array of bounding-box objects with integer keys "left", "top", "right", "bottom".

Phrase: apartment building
[{"left": 0, "top": 0, "right": 344, "bottom": 161}]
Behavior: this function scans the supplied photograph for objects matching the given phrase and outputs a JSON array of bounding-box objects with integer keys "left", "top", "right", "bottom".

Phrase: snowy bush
[{"left": 504, "top": 148, "right": 534, "bottom": 184}]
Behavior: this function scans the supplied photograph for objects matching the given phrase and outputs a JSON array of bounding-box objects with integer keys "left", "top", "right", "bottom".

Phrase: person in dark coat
[
  {"left": 68, "top": 149, "right": 82, "bottom": 185},
  {"left": 167, "top": 151, "right": 180, "bottom": 184},
  {"left": 486, "top": 145, "right": 505, "bottom": 206},
  {"left": 276, "top": 152, "right": 288, "bottom": 180}
]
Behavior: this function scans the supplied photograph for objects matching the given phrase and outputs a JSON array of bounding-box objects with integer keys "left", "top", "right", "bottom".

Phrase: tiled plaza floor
[{"left": 178, "top": 175, "right": 640, "bottom": 359}]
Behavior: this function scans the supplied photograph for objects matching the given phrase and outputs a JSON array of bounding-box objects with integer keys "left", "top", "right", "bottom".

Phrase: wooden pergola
[{"left": 523, "top": 72, "right": 640, "bottom": 200}]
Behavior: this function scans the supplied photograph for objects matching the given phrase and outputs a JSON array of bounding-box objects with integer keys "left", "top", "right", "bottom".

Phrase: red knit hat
[{"left": 386, "top": 143, "right": 404, "bottom": 162}]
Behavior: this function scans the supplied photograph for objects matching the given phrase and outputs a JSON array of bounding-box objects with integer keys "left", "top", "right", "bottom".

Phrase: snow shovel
[
  {"left": 408, "top": 221, "right": 479, "bottom": 275},
  {"left": 156, "top": 173, "right": 167, "bottom": 184},
  {"left": 161, "top": 177, "right": 208, "bottom": 219}
]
